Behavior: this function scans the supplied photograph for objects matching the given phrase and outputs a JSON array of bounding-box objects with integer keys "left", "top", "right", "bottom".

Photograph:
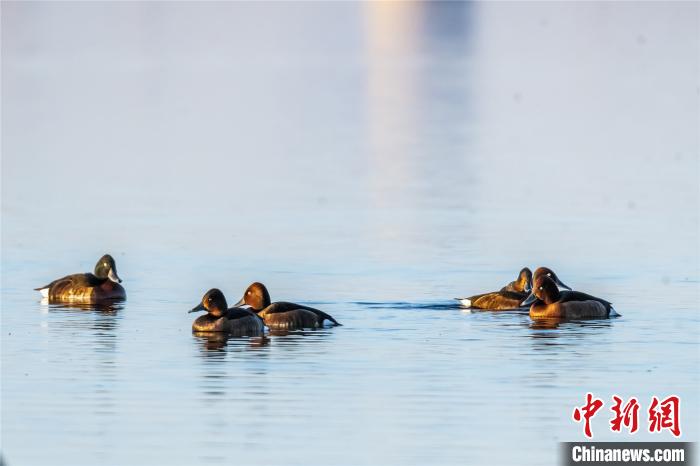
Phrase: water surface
[{"left": 2, "top": 2, "right": 698, "bottom": 465}]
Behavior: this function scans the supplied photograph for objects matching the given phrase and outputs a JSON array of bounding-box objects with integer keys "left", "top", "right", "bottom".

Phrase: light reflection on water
[{"left": 2, "top": 1, "right": 698, "bottom": 465}]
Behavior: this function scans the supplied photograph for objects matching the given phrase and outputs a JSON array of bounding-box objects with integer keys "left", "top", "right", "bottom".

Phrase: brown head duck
[
  {"left": 500, "top": 267, "right": 533, "bottom": 293},
  {"left": 532, "top": 267, "right": 572, "bottom": 291},
  {"left": 233, "top": 282, "right": 341, "bottom": 330},
  {"left": 190, "top": 288, "right": 265, "bottom": 336},
  {"left": 522, "top": 275, "right": 614, "bottom": 319},
  {"left": 35, "top": 254, "right": 126, "bottom": 303},
  {"left": 455, "top": 267, "right": 533, "bottom": 310}
]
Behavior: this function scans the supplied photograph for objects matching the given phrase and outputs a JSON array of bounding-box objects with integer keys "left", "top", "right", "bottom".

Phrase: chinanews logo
[{"left": 561, "top": 394, "right": 693, "bottom": 466}]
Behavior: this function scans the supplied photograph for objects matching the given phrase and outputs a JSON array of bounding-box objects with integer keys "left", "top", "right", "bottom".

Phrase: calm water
[{"left": 2, "top": 2, "right": 699, "bottom": 465}]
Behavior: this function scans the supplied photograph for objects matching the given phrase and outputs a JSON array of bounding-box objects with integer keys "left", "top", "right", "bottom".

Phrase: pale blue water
[{"left": 1, "top": 2, "right": 698, "bottom": 465}]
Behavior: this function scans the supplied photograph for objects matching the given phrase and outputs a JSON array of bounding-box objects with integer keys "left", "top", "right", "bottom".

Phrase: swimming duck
[
  {"left": 455, "top": 267, "right": 533, "bottom": 310},
  {"left": 35, "top": 254, "right": 125, "bottom": 303},
  {"left": 190, "top": 288, "right": 265, "bottom": 336},
  {"left": 532, "top": 266, "right": 572, "bottom": 291},
  {"left": 233, "top": 282, "right": 341, "bottom": 330},
  {"left": 522, "top": 275, "right": 614, "bottom": 319}
]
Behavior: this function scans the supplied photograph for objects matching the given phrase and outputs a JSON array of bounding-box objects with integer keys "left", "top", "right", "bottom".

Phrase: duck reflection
[
  {"left": 529, "top": 318, "right": 616, "bottom": 331},
  {"left": 43, "top": 300, "right": 123, "bottom": 334},
  {"left": 46, "top": 300, "right": 124, "bottom": 314},
  {"left": 192, "top": 327, "right": 336, "bottom": 360},
  {"left": 526, "top": 318, "right": 616, "bottom": 350},
  {"left": 529, "top": 318, "right": 564, "bottom": 330},
  {"left": 192, "top": 331, "right": 270, "bottom": 353}
]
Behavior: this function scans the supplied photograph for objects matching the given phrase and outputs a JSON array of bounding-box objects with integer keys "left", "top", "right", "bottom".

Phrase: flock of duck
[
  {"left": 36, "top": 254, "right": 618, "bottom": 336},
  {"left": 455, "top": 266, "right": 616, "bottom": 319}
]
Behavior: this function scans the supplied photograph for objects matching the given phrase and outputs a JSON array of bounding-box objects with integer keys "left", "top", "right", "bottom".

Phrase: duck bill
[
  {"left": 232, "top": 297, "right": 245, "bottom": 307},
  {"left": 521, "top": 292, "right": 536, "bottom": 306},
  {"left": 189, "top": 303, "right": 206, "bottom": 314},
  {"left": 554, "top": 277, "right": 572, "bottom": 291},
  {"left": 107, "top": 268, "right": 122, "bottom": 283}
]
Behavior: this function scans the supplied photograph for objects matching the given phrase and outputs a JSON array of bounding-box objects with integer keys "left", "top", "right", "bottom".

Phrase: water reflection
[
  {"left": 525, "top": 318, "right": 616, "bottom": 355},
  {"left": 363, "top": 0, "right": 476, "bottom": 264},
  {"left": 45, "top": 300, "right": 124, "bottom": 315},
  {"left": 192, "top": 331, "right": 270, "bottom": 353},
  {"left": 528, "top": 317, "right": 617, "bottom": 331},
  {"left": 42, "top": 301, "right": 124, "bottom": 342}
]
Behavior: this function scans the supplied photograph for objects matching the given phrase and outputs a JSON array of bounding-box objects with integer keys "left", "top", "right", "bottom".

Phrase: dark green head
[
  {"left": 233, "top": 282, "right": 271, "bottom": 311},
  {"left": 94, "top": 254, "right": 121, "bottom": 283},
  {"left": 190, "top": 288, "right": 228, "bottom": 318}
]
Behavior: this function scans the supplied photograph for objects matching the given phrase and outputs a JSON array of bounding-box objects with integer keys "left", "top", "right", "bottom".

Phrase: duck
[
  {"left": 531, "top": 266, "right": 572, "bottom": 291},
  {"left": 522, "top": 275, "right": 614, "bottom": 319},
  {"left": 233, "top": 282, "right": 341, "bottom": 330},
  {"left": 455, "top": 267, "right": 533, "bottom": 310},
  {"left": 189, "top": 288, "right": 265, "bottom": 336},
  {"left": 35, "top": 254, "right": 126, "bottom": 303}
]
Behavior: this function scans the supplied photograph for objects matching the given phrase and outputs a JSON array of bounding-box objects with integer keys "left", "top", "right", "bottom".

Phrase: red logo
[
  {"left": 610, "top": 396, "right": 640, "bottom": 434},
  {"left": 648, "top": 395, "right": 681, "bottom": 437},
  {"left": 572, "top": 394, "right": 681, "bottom": 438},
  {"left": 573, "top": 393, "right": 604, "bottom": 438}
]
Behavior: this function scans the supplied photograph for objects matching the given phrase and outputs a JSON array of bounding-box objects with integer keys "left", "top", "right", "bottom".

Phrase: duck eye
[
  {"left": 247, "top": 291, "right": 251, "bottom": 295},
  {"left": 539, "top": 286, "right": 543, "bottom": 290},
  {"left": 547, "top": 273, "right": 551, "bottom": 277}
]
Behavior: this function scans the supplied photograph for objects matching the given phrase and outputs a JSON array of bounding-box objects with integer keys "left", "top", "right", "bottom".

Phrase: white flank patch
[
  {"left": 456, "top": 298, "right": 472, "bottom": 308},
  {"left": 39, "top": 288, "right": 49, "bottom": 298}
]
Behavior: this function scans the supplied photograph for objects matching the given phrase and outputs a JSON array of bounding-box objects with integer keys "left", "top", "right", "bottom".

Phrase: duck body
[
  {"left": 257, "top": 302, "right": 337, "bottom": 330},
  {"left": 529, "top": 299, "right": 609, "bottom": 319},
  {"left": 192, "top": 307, "right": 264, "bottom": 336},
  {"left": 525, "top": 276, "right": 614, "bottom": 320},
  {"left": 35, "top": 254, "right": 125, "bottom": 304},
  {"left": 37, "top": 273, "right": 126, "bottom": 303},
  {"left": 459, "top": 291, "right": 528, "bottom": 310},
  {"left": 235, "top": 282, "right": 341, "bottom": 330},
  {"left": 457, "top": 267, "right": 532, "bottom": 310}
]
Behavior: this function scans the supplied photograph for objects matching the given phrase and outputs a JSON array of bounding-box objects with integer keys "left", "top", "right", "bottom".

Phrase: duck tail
[
  {"left": 455, "top": 297, "right": 472, "bottom": 308},
  {"left": 327, "top": 315, "right": 342, "bottom": 326},
  {"left": 318, "top": 311, "right": 342, "bottom": 326}
]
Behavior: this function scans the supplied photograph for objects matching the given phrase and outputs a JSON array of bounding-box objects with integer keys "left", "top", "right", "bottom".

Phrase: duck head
[
  {"left": 522, "top": 275, "right": 561, "bottom": 306},
  {"left": 190, "top": 288, "right": 228, "bottom": 318},
  {"left": 233, "top": 282, "right": 271, "bottom": 311},
  {"left": 94, "top": 254, "right": 122, "bottom": 283},
  {"left": 533, "top": 266, "right": 571, "bottom": 291},
  {"left": 517, "top": 267, "right": 533, "bottom": 292}
]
